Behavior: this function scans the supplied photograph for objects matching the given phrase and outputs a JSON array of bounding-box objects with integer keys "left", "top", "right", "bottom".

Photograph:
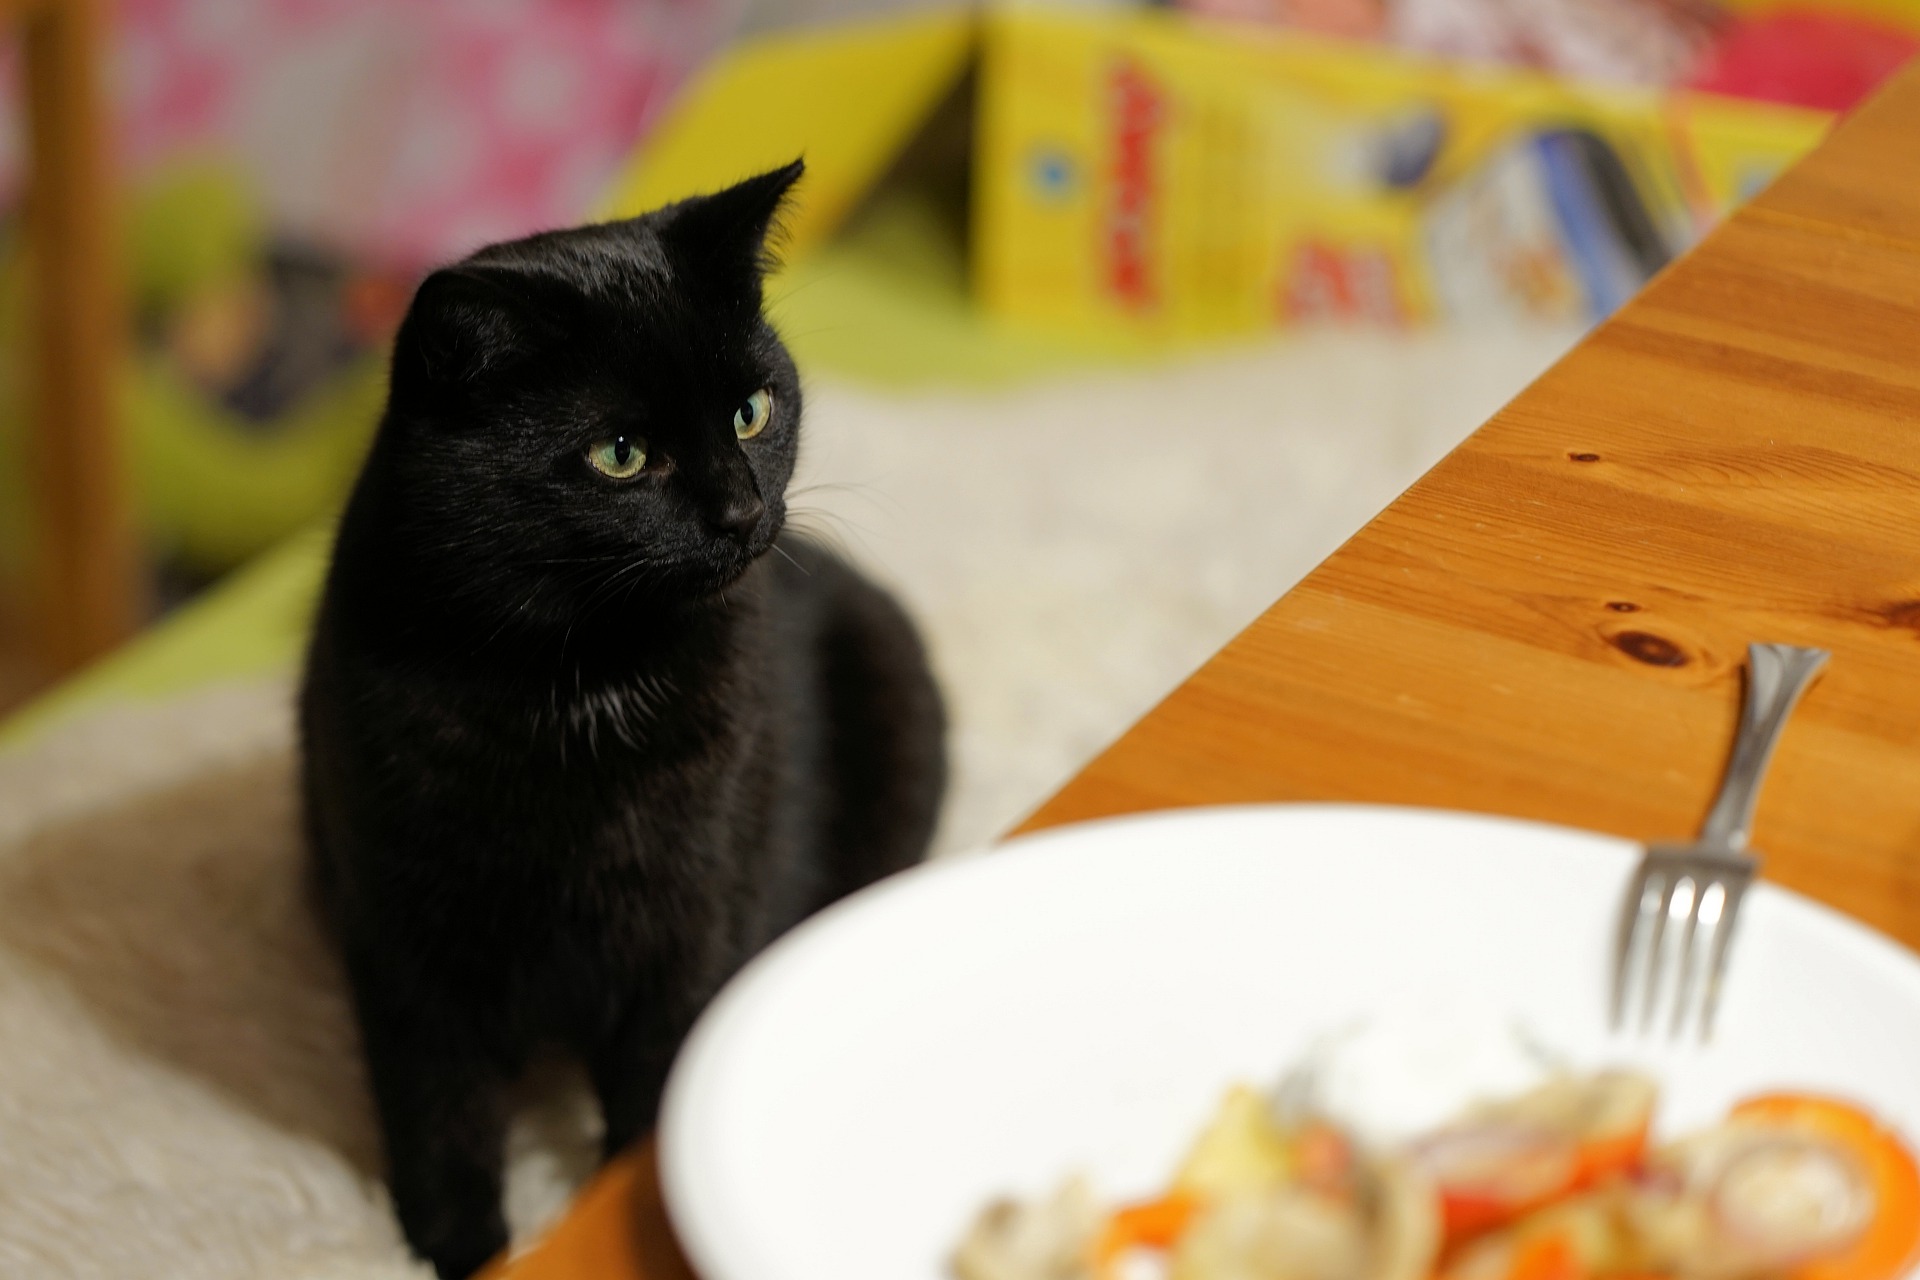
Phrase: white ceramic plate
[{"left": 659, "top": 805, "right": 1920, "bottom": 1280}]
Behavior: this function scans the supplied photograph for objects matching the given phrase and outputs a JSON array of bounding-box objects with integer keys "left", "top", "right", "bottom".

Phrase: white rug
[{"left": 0, "top": 326, "right": 1575, "bottom": 1277}]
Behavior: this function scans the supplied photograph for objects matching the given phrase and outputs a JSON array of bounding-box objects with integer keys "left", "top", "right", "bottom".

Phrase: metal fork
[{"left": 1610, "top": 642, "right": 1829, "bottom": 1041}]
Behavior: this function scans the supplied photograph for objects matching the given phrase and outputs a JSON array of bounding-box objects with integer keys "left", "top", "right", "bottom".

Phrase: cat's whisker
[
  {"left": 520, "top": 552, "right": 634, "bottom": 566},
  {"left": 787, "top": 480, "right": 867, "bottom": 497},
  {"left": 588, "top": 558, "right": 662, "bottom": 615},
  {"left": 786, "top": 507, "right": 875, "bottom": 564},
  {"left": 789, "top": 498, "right": 880, "bottom": 533},
  {"left": 762, "top": 261, "right": 855, "bottom": 312},
  {"left": 763, "top": 324, "right": 853, "bottom": 345},
  {"left": 474, "top": 590, "right": 544, "bottom": 656},
  {"left": 768, "top": 542, "right": 811, "bottom": 576},
  {"left": 784, "top": 525, "right": 856, "bottom": 566},
  {"left": 788, "top": 479, "right": 904, "bottom": 519}
]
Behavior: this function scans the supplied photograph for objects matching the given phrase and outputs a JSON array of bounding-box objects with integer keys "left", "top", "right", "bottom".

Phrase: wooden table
[{"left": 493, "top": 56, "right": 1920, "bottom": 1280}]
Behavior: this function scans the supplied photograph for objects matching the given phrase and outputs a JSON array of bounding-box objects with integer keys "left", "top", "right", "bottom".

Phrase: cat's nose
[{"left": 713, "top": 494, "right": 765, "bottom": 540}]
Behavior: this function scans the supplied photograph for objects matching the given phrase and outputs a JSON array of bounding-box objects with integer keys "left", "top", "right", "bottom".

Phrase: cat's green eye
[
  {"left": 587, "top": 435, "right": 647, "bottom": 480},
  {"left": 733, "top": 388, "right": 773, "bottom": 440}
]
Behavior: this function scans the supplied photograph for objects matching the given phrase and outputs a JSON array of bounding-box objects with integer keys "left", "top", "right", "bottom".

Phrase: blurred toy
[
  {"left": 0, "top": 161, "right": 394, "bottom": 589},
  {"left": 126, "top": 164, "right": 400, "bottom": 579}
]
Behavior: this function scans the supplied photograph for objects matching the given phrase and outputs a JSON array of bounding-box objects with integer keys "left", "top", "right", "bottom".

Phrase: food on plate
[
  {"left": 955, "top": 1177, "right": 1105, "bottom": 1280},
  {"left": 952, "top": 1070, "right": 1920, "bottom": 1280},
  {"left": 1411, "top": 1071, "right": 1655, "bottom": 1243}
]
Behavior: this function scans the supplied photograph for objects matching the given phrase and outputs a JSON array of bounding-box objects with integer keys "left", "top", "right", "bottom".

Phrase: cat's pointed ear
[
  {"left": 656, "top": 159, "right": 805, "bottom": 284},
  {"left": 390, "top": 267, "right": 550, "bottom": 401}
]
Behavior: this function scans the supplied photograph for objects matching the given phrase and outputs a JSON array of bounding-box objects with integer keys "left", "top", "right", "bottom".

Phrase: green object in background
[
  {"left": 0, "top": 157, "right": 386, "bottom": 595},
  {"left": 118, "top": 159, "right": 388, "bottom": 574},
  {"left": 130, "top": 353, "right": 385, "bottom": 570},
  {"left": 127, "top": 158, "right": 265, "bottom": 312},
  {"left": 0, "top": 524, "right": 331, "bottom": 750}
]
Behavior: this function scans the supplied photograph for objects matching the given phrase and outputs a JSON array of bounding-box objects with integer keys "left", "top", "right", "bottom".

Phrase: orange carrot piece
[
  {"left": 1733, "top": 1095, "right": 1920, "bottom": 1280},
  {"left": 1507, "top": 1233, "right": 1587, "bottom": 1280},
  {"left": 1438, "top": 1123, "right": 1646, "bottom": 1248},
  {"left": 1570, "top": 1124, "right": 1649, "bottom": 1191},
  {"left": 1093, "top": 1191, "right": 1199, "bottom": 1276},
  {"left": 1444, "top": 1187, "right": 1544, "bottom": 1243}
]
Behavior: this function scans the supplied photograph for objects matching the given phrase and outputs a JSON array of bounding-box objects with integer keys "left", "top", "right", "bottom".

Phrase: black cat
[{"left": 299, "top": 161, "right": 946, "bottom": 1279}]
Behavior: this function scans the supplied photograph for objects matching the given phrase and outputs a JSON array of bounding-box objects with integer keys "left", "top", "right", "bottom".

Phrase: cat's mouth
[
  {"left": 584, "top": 511, "right": 784, "bottom": 606},
  {"left": 720, "top": 523, "right": 782, "bottom": 581},
  {"left": 687, "top": 513, "right": 786, "bottom": 595}
]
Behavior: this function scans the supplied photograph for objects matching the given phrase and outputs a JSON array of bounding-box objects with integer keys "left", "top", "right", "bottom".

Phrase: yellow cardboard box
[
  {"left": 601, "top": 7, "right": 1837, "bottom": 344},
  {"left": 599, "top": 10, "right": 975, "bottom": 258},
  {"left": 972, "top": 7, "right": 1833, "bottom": 339}
]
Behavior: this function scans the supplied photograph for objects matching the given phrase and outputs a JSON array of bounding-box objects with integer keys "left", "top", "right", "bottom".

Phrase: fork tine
[
  {"left": 1698, "top": 872, "right": 1752, "bottom": 1042},
  {"left": 1666, "top": 873, "right": 1708, "bottom": 1040},
  {"left": 1611, "top": 855, "right": 1658, "bottom": 1030},
  {"left": 1638, "top": 871, "right": 1681, "bottom": 1034}
]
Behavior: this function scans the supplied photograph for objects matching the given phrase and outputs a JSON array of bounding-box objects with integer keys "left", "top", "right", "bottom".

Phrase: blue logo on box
[{"left": 1028, "top": 148, "right": 1077, "bottom": 201}]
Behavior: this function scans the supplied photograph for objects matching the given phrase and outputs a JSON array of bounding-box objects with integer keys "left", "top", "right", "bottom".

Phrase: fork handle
[{"left": 1698, "top": 643, "right": 1829, "bottom": 851}]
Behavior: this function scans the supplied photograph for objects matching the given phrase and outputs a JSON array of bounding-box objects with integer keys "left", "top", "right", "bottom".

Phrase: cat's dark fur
[{"left": 298, "top": 162, "right": 946, "bottom": 1279}]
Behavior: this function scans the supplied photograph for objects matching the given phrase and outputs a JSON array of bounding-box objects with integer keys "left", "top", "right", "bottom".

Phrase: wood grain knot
[
  {"left": 1607, "top": 601, "right": 1640, "bottom": 613},
  {"left": 1611, "top": 630, "right": 1688, "bottom": 667},
  {"left": 1569, "top": 451, "right": 1602, "bottom": 463},
  {"left": 1870, "top": 599, "right": 1920, "bottom": 634}
]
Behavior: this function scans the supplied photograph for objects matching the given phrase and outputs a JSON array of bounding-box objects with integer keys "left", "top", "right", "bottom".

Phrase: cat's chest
[{"left": 397, "top": 665, "right": 764, "bottom": 833}]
